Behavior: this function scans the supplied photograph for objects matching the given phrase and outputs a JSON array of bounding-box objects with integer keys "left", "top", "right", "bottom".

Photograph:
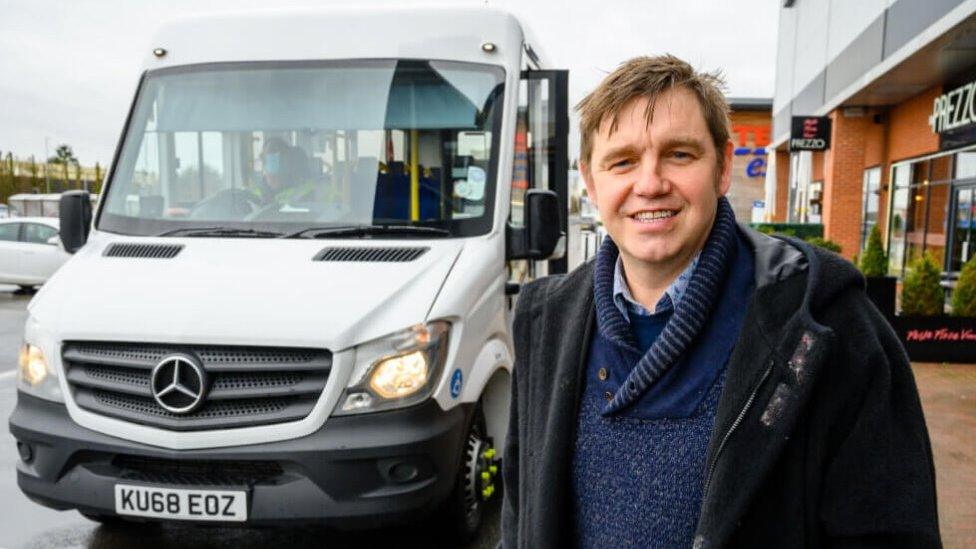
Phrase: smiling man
[{"left": 501, "top": 55, "right": 940, "bottom": 548}]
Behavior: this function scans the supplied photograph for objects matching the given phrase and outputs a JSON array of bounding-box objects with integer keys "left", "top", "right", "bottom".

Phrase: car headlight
[
  {"left": 17, "top": 343, "right": 64, "bottom": 402},
  {"left": 334, "top": 321, "right": 450, "bottom": 415}
]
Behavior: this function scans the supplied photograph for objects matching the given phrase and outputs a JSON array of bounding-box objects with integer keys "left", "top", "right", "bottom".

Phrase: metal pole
[
  {"left": 44, "top": 137, "right": 50, "bottom": 193},
  {"left": 410, "top": 129, "right": 420, "bottom": 221}
]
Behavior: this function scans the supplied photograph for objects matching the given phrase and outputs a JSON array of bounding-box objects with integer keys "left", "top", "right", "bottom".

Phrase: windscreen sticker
[{"left": 450, "top": 369, "right": 463, "bottom": 399}]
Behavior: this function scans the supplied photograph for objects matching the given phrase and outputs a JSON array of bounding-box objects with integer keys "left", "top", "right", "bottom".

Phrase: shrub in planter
[
  {"left": 952, "top": 255, "right": 976, "bottom": 317},
  {"left": 901, "top": 253, "right": 944, "bottom": 316},
  {"left": 858, "top": 225, "right": 888, "bottom": 277},
  {"left": 858, "top": 225, "right": 896, "bottom": 319},
  {"left": 805, "top": 237, "right": 842, "bottom": 254}
]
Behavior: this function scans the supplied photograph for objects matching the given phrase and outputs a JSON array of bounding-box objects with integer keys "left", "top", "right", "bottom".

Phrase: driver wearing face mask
[{"left": 253, "top": 137, "right": 317, "bottom": 206}]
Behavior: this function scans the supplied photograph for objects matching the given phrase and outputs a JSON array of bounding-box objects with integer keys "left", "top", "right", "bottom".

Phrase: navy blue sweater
[{"left": 571, "top": 231, "right": 755, "bottom": 548}]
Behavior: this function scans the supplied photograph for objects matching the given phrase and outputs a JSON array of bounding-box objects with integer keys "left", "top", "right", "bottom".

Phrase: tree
[
  {"left": 805, "top": 236, "right": 842, "bottom": 253},
  {"left": 858, "top": 225, "right": 888, "bottom": 277},
  {"left": 48, "top": 144, "right": 77, "bottom": 165},
  {"left": 952, "top": 255, "right": 976, "bottom": 317},
  {"left": 93, "top": 162, "right": 103, "bottom": 194},
  {"left": 901, "top": 253, "right": 944, "bottom": 316},
  {"left": 28, "top": 155, "right": 39, "bottom": 188},
  {"left": 48, "top": 144, "right": 78, "bottom": 189}
]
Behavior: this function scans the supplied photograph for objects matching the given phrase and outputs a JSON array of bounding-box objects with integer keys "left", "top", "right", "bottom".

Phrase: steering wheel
[{"left": 188, "top": 189, "right": 260, "bottom": 219}]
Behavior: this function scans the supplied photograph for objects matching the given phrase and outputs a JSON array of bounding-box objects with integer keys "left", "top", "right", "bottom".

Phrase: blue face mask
[{"left": 263, "top": 152, "right": 281, "bottom": 175}]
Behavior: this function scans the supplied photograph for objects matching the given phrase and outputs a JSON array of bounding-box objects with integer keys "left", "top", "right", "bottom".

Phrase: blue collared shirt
[{"left": 612, "top": 253, "right": 700, "bottom": 322}]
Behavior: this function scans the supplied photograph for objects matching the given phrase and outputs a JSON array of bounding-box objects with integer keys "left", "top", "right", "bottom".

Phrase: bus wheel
[{"left": 444, "top": 405, "right": 499, "bottom": 543}]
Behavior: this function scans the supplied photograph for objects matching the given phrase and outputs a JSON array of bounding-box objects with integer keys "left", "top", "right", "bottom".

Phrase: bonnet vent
[
  {"left": 313, "top": 247, "right": 429, "bottom": 263},
  {"left": 104, "top": 243, "right": 184, "bottom": 259}
]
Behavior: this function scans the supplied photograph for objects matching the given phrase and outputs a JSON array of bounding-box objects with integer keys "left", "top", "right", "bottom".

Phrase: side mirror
[
  {"left": 46, "top": 235, "right": 61, "bottom": 247},
  {"left": 60, "top": 190, "right": 92, "bottom": 254},
  {"left": 506, "top": 189, "right": 563, "bottom": 260}
]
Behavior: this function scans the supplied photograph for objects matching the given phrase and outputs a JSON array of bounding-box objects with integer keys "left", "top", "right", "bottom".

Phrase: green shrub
[
  {"left": 901, "top": 253, "right": 944, "bottom": 316},
  {"left": 805, "top": 237, "right": 842, "bottom": 253},
  {"left": 858, "top": 225, "right": 888, "bottom": 277},
  {"left": 750, "top": 223, "right": 823, "bottom": 239},
  {"left": 952, "top": 255, "right": 976, "bottom": 317}
]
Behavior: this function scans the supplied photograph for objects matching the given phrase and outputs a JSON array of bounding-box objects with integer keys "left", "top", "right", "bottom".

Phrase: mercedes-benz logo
[{"left": 150, "top": 354, "right": 208, "bottom": 414}]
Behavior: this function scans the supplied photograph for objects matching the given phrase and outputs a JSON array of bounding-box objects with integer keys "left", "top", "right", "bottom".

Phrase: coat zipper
[{"left": 702, "top": 362, "right": 773, "bottom": 498}]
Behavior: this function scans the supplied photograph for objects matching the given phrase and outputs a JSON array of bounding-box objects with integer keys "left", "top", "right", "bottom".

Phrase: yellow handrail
[{"left": 410, "top": 129, "right": 420, "bottom": 221}]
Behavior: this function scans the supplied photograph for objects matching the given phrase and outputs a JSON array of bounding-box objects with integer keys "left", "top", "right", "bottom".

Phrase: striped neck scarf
[{"left": 594, "top": 196, "right": 738, "bottom": 416}]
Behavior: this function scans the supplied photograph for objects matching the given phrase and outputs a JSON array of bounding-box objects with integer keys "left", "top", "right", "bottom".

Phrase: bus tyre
[{"left": 443, "top": 405, "right": 499, "bottom": 543}]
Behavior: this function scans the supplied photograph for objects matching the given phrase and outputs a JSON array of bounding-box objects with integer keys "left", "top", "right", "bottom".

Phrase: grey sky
[{"left": 0, "top": 0, "right": 778, "bottom": 166}]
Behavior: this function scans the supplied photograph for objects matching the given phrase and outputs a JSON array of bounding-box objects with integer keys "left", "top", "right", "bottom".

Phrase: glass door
[
  {"left": 508, "top": 69, "right": 568, "bottom": 287},
  {"left": 949, "top": 186, "right": 976, "bottom": 272}
]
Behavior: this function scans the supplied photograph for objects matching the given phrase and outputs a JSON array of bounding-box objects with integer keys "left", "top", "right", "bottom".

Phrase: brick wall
[
  {"left": 824, "top": 109, "right": 875, "bottom": 260},
  {"left": 774, "top": 149, "right": 789, "bottom": 222},
  {"left": 812, "top": 151, "right": 824, "bottom": 182},
  {"left": 888, "top": 86, "right": 941, "bottom": 163}
]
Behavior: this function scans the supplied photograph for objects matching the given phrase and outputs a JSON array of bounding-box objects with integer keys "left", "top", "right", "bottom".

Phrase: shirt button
[
  {"left": 604, "top": 391, "right": 613, "bottom": 402},
  {"left": 597, "top": 368, "right": 608, "bottom": 381}
]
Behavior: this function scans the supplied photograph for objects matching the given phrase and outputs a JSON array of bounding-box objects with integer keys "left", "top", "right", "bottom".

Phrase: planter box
[
  {"left": 864, "top": 276, "right": 896, "bottom": 320},
  {"left": 891, "top": 315, "right": 976, "bottom": 363}
]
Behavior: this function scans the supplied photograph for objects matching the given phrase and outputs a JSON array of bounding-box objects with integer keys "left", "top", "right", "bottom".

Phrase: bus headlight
[
  {"left": 17, "top": 343, "right": 64, "bottom": 403},
  {"left": 335, "top": 321, "right": 450, "bottom": 415}
]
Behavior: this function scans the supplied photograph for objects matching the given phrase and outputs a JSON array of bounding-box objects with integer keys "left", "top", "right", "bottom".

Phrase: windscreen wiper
[
  {"left": 157, "top": 227, "right": 285, "bottom": 238},
  {"left": 285, "top": 224, "right": 451, "bottom": 239}
]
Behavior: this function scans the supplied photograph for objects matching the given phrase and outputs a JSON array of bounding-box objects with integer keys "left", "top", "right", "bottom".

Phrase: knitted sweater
[{"left": 571, "top": 229, "right": 755, "bottom": 548}]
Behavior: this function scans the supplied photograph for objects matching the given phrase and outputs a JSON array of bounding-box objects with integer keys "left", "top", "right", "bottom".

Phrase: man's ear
[
  {"left": 717, "top": 140, "right": 733, "bottom": 196},
  {"left": 580, "top": 162, "right": 597, "bottom": 207}
]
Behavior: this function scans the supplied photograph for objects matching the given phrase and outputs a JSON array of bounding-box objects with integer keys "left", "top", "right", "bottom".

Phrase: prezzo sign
[
  {"left": 789, "top": 116, "right": 831, "bottom": 151},
  {"left": 929, "top": 80, "right": 976, "bottom": 133}
]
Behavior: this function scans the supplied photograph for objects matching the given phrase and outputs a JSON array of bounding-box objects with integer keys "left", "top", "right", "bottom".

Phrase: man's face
[
  {"left": 581, "top": 87, "right": 733, "bottom": 270},
  {"left": 261, "top": 150, "right": 284, "bottom": 190}
]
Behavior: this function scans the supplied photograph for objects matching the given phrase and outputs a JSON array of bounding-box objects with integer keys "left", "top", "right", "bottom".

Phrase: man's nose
[{"left": 632, "top": 156, "right": 670, "bottom": 197}]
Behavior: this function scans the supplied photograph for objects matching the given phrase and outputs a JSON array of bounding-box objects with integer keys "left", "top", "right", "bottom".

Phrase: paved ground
[{"left": 912, "top": 362, "right": 976, "bottom": 549}]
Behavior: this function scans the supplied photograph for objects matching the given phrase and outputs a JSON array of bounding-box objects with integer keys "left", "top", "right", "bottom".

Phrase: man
[
  {"left": 252, "top": 137, "right": 317, "bottom": 206},
  {"left": 501, "top": 55, "right": 940, "bottom": 548}
]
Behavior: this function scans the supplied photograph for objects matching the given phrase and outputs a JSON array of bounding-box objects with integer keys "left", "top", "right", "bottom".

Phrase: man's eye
[
  {"left": 671, "top": 151, "right": 692, "bottom": 160},
  {"left": 609, "top": 159, "right": 633, "bottom": 170}
]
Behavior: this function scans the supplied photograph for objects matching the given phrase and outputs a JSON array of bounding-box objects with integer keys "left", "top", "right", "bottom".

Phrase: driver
[{"left": 253, "top": 137, "right": 318, "bottom": 206}]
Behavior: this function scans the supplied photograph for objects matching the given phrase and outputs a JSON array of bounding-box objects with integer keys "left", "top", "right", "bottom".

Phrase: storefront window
[
  {"left": 924, "top": 181, "right": 949, "bottom": 269},
  {"left": 808, "top": 181, "right": 822, "bottom": 223},
  {"left": 788, "top": 151, "right": 813, "bottom": 223},
  {"left": 861, "top": 167, "right": 881, "bottom": 251},
  {"left": 950, "top": 186, "right": 975, "bottom": 272},
  {"left": 955, "top": 151, "right": 976, "bottom": 181},
  {"left": 888, "top": 164, "right": 911, "bottom": 275}
]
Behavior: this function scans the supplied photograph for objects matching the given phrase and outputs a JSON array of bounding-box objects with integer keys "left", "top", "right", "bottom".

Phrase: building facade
[
  {"left": 728, "top": 98, "right": 772, "bottom": 222},
  {"left": 769, "top": 0, "right": 976, "bottom": 278}
]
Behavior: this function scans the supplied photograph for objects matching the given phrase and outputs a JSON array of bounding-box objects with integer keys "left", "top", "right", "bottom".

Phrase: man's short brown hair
[{"left": 577, "top": 54, "right": 731, "bottom": 171}]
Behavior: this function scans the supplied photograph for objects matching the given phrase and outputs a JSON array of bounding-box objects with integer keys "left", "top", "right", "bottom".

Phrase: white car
[{"left": 0, "top": 217, "right": 69, "bottom": 290}]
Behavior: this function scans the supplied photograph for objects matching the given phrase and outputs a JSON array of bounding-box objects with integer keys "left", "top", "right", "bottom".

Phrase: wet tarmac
[{"left": 0, "top": 286, "right": 500, "bottom": 549}]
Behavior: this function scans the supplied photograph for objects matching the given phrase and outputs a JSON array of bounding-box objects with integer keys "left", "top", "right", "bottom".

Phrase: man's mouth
[{"left": 630, "top": 209, "right": 678, "bottom": 223}]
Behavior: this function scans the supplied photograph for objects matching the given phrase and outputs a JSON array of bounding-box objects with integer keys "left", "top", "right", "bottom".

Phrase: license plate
[{"left": 114, "top": 484, "right": 247, "bottom": 522}]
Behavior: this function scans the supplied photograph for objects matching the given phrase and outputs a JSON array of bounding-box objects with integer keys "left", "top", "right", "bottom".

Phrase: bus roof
[{"left": 145, "top": 7, "right": 543, "bottom": 72}]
